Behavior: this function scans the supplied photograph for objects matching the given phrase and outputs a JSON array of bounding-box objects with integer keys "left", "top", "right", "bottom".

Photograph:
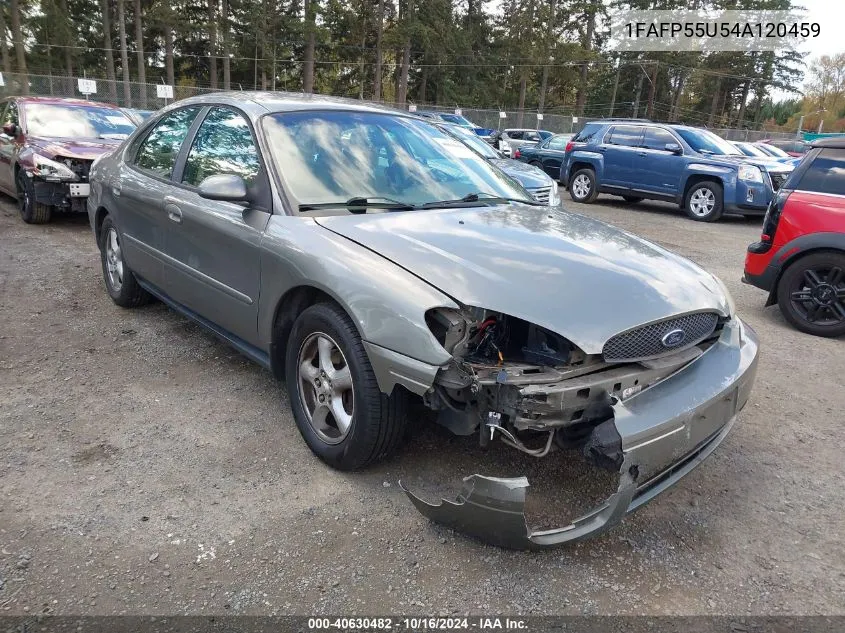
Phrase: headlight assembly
[
  {"left": 737, "top": 163, "right": 763, "bottom": 183},
  {"left": 30, "top": 153, "right": 79, "bottom": 182}
]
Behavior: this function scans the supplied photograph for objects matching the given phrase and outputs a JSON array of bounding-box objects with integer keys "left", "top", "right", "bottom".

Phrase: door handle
[
  {"left": 164, "top": 199, "right": 182, "bottom": 223},
  {"left": 638, "top": 151, "right": 647, "bottom": 156},
  {"left": 598, "top": 146, "right": 607, "bottom": 152}
]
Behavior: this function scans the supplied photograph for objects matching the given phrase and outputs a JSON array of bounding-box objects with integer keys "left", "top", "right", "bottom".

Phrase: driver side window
[{"left": 181, "top": 107, "right": 260, "bottom": 187}]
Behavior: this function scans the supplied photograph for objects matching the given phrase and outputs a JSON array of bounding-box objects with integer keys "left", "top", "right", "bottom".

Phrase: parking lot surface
[{"left": 0, "top": 193, "right": 843, "bottom": 616}]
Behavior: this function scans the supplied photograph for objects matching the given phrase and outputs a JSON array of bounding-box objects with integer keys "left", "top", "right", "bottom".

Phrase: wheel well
[
  {"left": 269, "top": 285, "right": 340, "bottom": 380},
  {"left": 568, "top": 161, "right": 594, "bottom": 182},
  {"left": 94, "top": 207, "right": 109, "bottom": 246},
  {"left": 769, "top": 247, "right": 845, "bottom": 305},
  {"left": 682, "top": 175, "right": 723, "bottom": 204}
]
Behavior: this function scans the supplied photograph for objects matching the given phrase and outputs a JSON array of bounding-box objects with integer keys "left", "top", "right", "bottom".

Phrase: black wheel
[
  {"left": 98, "top": 216, "right": 151, "bottom": 308},
  {"left": 530, "top": 160, "right": 543, "bottom": 169},
  {"left": 16, "top": 170, "right": 52, "bottom": 224},
  {"left": 569, "top": 168, "right": 598, "bottom": 203},
  {"left": 286, "top": 302, "right": 409, "bottom": 470},
  {"left": 622, "top": 196, "right": 643, "bottom": 204},
  {"left": 683, "top": 181, "right": 723, "bottom": 222},
  {"left": 776, "top": 252, "right": 845, "bottom": 338}
]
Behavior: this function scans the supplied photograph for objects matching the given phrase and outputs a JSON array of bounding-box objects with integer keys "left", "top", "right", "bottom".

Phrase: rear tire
[
  {"left": 286, "top": 302, "right": 409, "bottom": 470},
  {"left": 776, "top": 251, "right": 845, "bottom": 338},
  {"left": 98, "top": 216, "right": 151, "bottom": 308},
  {"left": 683, "top": 181, "right": 723, "bottom": 222},
  {"left": 16, "top": 171, "right": 52, "bottom": 224},
  {"left": 569, "top": 168, "right": 599, "bottom": 204}
]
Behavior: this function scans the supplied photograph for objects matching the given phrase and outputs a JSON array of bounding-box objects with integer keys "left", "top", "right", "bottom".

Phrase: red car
[
  {"left": 744, "top": 138, "right": 845, "bottom": 337},
  {"left": 0, "top": 96, "right": 136, "bottom": 224}
]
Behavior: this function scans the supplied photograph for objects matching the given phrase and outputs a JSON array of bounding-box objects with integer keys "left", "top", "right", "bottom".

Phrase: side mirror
[
  {"left": 665, "top": 143, "right": 682, "bottom": 155},
  {"left": 2, "top": 122, "right": 19, "bottom": 137},
  {"left": 198, "top": 174, "right": 251, "bottom": 202}
]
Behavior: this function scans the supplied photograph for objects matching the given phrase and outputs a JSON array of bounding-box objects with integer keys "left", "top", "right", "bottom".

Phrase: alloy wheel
[
  {"left": 572, "top": 174, "right": 591, "bottom": 200},
  {"left": 296, "top": 332, "right": 354, "bottom": 445},
  {"left": 788, "top": 265, "right": 845, "bottom": 327},
  {"left": 105, "top": 228, "right": 125, "bottom": 292},
  {"left": 689, "top": 187, "right": 716, "bottom": 217}
]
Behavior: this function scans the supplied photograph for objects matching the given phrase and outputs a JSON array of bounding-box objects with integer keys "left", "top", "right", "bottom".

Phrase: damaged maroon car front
[{"left": 0, "top": 96, "right": 136, "bottom": 224}]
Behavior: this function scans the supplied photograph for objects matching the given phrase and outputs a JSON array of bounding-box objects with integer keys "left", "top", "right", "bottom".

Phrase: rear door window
[
  {"left": 134, "top": 106, "right": 201, "bottom": 179},
  {"left": 606, "top": 125, "right": 643, "bottom": 147},
  {"left": 797, "top": 149, "right": 845, "bottom": 196},
  {"left": 506, "top": 130, "right": 523, "bottom": 140}
]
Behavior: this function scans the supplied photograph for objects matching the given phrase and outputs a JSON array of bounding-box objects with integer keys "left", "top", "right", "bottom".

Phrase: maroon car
[{"left": 0, "top": 96, "right": 136, "bottom": 224}]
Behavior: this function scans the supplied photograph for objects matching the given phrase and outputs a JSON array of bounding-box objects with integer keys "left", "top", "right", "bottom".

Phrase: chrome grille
[
  {"left": 528, "top": 186, "right": 551, "bottom": 204},
  {"left": 769, "top": 172, "right": 788, "bottom": 191},
  {"left": 602, "top": 312, "right": 720, "bottom": 362}
]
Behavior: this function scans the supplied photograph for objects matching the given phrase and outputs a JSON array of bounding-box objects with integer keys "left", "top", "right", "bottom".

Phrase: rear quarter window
[
  {"left": 797, "top": 148, "right": 845, "bottom": 196},
  {"left": 572, "top": 122, "right": 602, "bottom": 143}
]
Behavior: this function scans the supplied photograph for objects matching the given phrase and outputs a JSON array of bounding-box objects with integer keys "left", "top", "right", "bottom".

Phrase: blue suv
[{"left": 560, "top": 120, "right": 794, "bottom": 222}]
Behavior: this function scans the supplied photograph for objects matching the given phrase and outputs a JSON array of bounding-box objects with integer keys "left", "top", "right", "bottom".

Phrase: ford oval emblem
[{"left": 662, "top": 329, "right": 686, "bottom": 347}]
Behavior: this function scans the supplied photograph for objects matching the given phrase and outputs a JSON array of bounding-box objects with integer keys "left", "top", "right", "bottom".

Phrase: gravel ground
[{"left": 0, "top": 191, "right": 843, "bottom": 617}]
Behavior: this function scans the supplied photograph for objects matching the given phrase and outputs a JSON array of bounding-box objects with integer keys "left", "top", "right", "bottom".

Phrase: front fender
[
  {"left": 566, "top": 150, "right": 604, "bottom": 183},
  {"left": 678, "top": 164, "right": 736, "bottom": 203},
  {"left": 258, "top": 216, "right": 457, "bottom": 393}
]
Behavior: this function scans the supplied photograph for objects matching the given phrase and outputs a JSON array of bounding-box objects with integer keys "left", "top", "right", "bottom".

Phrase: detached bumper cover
[{"left": 402, "top": 317, "right": 759, "bottom": 549}]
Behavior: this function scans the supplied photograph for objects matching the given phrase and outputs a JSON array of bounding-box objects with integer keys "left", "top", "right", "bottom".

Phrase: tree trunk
[
  {"left": 645, "top": 62, "right": 657, "bottom": 119},
  {"left": 396, "top": 0, "right": 413, "bottom": 107},
  {"left": 100, "top": 0, "right": 118, "bottom": 101},
  {"left": 419, "top": 63, "right": 427, "bottom": 103},
  {"left": 373, "top": 0, "right": 383, "bottom": 100},
  {"left": 164, "top": 22, "right": 175, "bottom": 88},
  {"left": 670, "top": 72, "right": 686, "bottom": 121},
  {"left": 222, "top": 0, "right": 230, "bottom": 89},
  {"left": 9, "top": 0, "right": 27, "bottom": 93},
  {"left": 515, "top": 0, "right": 535, "bottom": 127},
  {"left": 133, "top": 0, "right": 146, "bottom": 106},
  {"left": 736, "top": 80, "right": 750, "bottom": 128},
  {"left": 707, "top": 76, "right": 722, "bottom": 126},
  {"left": 575, "top": 6, "right": 595, "bottom": 116},
  {"left": 538, "top": 0, "right": 555, "bottom": 114},
  {"left": 303, "top": 0, "right": 316, "bottom": 93},
  {"left": 632, "top": 70, "right": 644, "bottom": 118},
  {"left": 117, "top": 0, "right": 131, "bottom": 106},
  {"left": 0, "top": 4, "right": 10, "bottom": 79},
  {"left": 208, "top": 0, "right": 218, "bottom": 89},
  {"left": 59, "top": 0, "right": 74, "bottom": 91}
]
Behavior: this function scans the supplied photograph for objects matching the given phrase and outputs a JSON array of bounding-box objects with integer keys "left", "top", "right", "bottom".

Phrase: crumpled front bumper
[{"left": 401, "top": 317, "right": 759, "bottom": 549}]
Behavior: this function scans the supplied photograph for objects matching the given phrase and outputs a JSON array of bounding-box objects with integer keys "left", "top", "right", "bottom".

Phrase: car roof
[
  {"left": 8, "top": 95, "right": 123, "bottom": 109},
  {"left": 167, "top": 91, "right": 413, "bottom": 118},
  {"left": 811, "top": 137, "right": 845, "bottom": 149}
]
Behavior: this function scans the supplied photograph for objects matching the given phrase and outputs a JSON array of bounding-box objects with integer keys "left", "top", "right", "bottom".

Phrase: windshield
[
  {"left": 441, "top": 124, "right": 498, "bottom": 159},
  {"left": 675, "top": 128, "right": 742, "bottom": 156},
  {"left": 438, "top": 114, "right": 475, "bottom": 128},
  {"left": 263, "top": 110, "right": 530, "bottom": 209},
  {"left": 734, "top": 142, "right": 769, "bottom": 157},
  {"left": 24, "top": 103, "right": 136, "bottom": 139},
  {"left": 758, "top": 143, "right": 789, "bottom": 157}
]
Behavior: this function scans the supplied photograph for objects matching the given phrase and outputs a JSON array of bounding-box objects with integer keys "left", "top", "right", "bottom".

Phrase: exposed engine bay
[
  {"left": 424, "top": 306, "right": 721, "bottom": 467},
  {"left": 400, "top": 307, "right": 753, "bottom": 550}
]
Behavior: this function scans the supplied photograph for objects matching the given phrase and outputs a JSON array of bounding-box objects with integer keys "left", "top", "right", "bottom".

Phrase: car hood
[
  {"left": 489, "top": 158, "right": 552, "bottom": 188},
  {"left": 314, "top": 206, "right": 731, "bottom": 354},
  {"left": 700, "top": 153, "right": 792, "bottom": 173},
  {"left": 26, "top": 136, "right": 124, "bottom": 161}
]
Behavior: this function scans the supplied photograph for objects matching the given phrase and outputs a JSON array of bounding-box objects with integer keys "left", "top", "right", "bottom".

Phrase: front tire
[
  {"left": 286, "top": 302, "right": 409, "bottom": 470},
  {"left": 684, "top": 181, "right": 723, "bottom": 222},
  {"left": 569, "top": 168, "right": 598, "bottom": 203},
  {"left": 16, "top": 171, "right": 52, "bottom": 224},
  {"left": 776, "top": 252, "right": 845, "bottom": 338},
  {"left": 98, "top": 216, "right": 151, "bottom": 308}
]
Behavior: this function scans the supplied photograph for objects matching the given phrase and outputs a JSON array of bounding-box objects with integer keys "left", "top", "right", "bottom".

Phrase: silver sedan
[{"left": 87, "top": 92, "right": 758, "bottom": 549}]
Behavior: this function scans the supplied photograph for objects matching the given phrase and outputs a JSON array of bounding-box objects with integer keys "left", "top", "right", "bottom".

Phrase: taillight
[
  {"left": 513, "top": 149, "right": 521, "bottom": 159},
  {"left": 749, "top": 189, "right": 790, "bottom": 254},
  {"left": 565, "top": 141, "right": 574, "bottom": 153}
]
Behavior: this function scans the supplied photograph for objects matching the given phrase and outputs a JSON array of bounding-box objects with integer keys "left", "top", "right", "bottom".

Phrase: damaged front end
[{"left": 403, "top": 307, "right": 759, "bottom": 549}]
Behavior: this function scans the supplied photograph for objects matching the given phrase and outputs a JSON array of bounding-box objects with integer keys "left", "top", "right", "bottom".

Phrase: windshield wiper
[
  {"left": 418, "top": 192, "right": 544, "bottom": 209},
  {"left": 299, "top": 196, "right": 417, "bottom": 213}
]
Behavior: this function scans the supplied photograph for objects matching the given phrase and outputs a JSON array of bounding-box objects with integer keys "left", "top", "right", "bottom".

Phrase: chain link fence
[{"left": 1, "top": 71, "right": 797, "bottom": 141}]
